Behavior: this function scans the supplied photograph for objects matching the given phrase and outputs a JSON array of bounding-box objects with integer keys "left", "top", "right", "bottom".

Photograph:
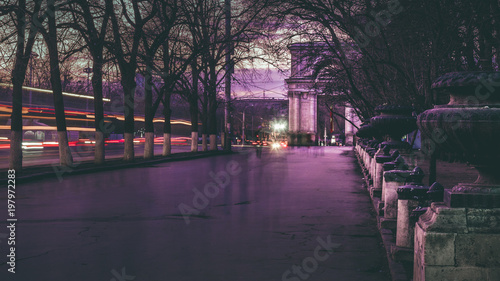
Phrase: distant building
[{"left": 285, "top": 42, "right": 361, "bottom": 145}]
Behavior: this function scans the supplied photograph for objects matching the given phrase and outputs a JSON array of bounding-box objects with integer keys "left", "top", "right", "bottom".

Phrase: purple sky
[{"left": 232, "top": 68, "right": 289, "bottom": 99}]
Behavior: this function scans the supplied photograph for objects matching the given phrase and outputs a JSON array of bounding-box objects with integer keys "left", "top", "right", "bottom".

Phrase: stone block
[
  {"left": 418, "top": 266, "right": 488, "bottom": 281},
  {"left": 466, "top": 208, "right": 500, "bottom": 233},
  {"left": 455, "top": 234, "right": 500, "bottom": 267},
  {"left": 414, "top": 204, "right": 500, "bottom": 281},
  {"left": 417, "top": 203, "right": 468, "bottom": 233},
  {"left": 488, "top": 268, "right": 500, "bottom": 280},
  {"left": 423, "top": 232, "right": 456, "bottom": 266},
  {"left": 445, "top": 189, "right": 500, "bottom": 208},
  {"left": 414, "top": 223, "right": 426, "bottom": 280}
]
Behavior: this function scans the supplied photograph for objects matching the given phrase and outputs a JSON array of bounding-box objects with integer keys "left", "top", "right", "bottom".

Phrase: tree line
[{"left": 1, "top": 0, "right": 271, "bottom": 170}]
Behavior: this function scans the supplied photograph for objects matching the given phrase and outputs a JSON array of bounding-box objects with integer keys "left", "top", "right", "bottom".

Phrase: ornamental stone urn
[
  {"left": 355, "top": 122, "right": 382, "bottom": 140},
  {"left": 370, "top": 105, "right": 417, "bottom": 150},
  {"left": 414, "top": 72, "right": 500, "bottom": 281},
  {"left": 417, "top": 71, "right": 500, "bottom": 206}
]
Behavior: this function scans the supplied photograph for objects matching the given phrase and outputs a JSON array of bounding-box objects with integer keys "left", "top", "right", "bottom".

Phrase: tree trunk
[
  {"left": 202, "top": 134, "right": 208, "bottom": 151},
  {"left": 190, "top": 63, "right": 199, "bottom": 153},
  {"left": 122, "top": 72, "right": 136, "bottom": 161},
  {"left": 145, "top": 132, "right": 154, "bottom": 158},
  {"left": 10, "top": 65, "right": 25, "bottom": 171},
  {"left": 162, "top": 89, "right": 172, "bottom": 156},
  {"left": 189, "top": 96, "right": 198, "bottom": 152},
  {"left": 10, "top": 0, "right": 39, "bottom": 171},
  {"left": 201, "top": 91, "right": 209, "bottom": 151},
  {"left": 208, "top": 73, "right": 218, "bottom": 151},
  {"left": 144, "top": 65, "right": 154, "bottom": 159},
  {"left": 189, "top": 99, "right": 199, "bottom": 152},
  {"left": 191, "top": 131, "right": 198, "bottom": 152},
  {"left": 46, "top": 0, "right": 73, "bottom": 166},
  {"left": 163, "top": 133, "right": 171, "bottom": 156},
  {"left": 9, "top": 131, "right": 23, "bottom": 171},
  {"left": 210, "top": 134, "right": 217, "bottom": 150},
  {"left": 92, "top": 59, "right": 105, "bottom": 164}
]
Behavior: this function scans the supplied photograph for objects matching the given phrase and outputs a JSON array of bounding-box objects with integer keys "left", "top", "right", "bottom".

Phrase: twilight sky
[{"left": 231, "top": 68, "right": 289, "bottom": 99}]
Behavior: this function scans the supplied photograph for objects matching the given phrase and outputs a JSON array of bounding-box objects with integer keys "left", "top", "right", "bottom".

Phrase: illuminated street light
[{"left": 273, "top": 122, "right": 286, "bottom": 131}]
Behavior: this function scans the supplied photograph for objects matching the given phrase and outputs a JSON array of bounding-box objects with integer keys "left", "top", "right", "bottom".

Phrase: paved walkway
[{"left": 0, "top": 146, "right": 389, "bottom": 281}]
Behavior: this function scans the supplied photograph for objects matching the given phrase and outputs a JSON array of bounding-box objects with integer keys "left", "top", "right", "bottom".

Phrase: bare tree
[
  {"left": 140, "top": 0, "right": 182, "bottom": 158},
  {"left": 37, "top": 0, "right": 74, "bottom": 166},
  {"left": 181, "top": 0, "right": 271, "bottom": 150},
  {"left": 63, "top": 0, "right": 110, "bottom": 164},
  {"left": 6, "top": 0, "right": 43, "bottom": 170},
  {"left": 105, "top": 0, "right": 156, "bottom": 161}
]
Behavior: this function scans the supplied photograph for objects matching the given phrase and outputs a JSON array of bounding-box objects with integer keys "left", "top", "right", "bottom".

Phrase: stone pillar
[
  {"left": 369, "top": 146, "right": 379, "bottom": 185},
  {"left": 288, "top": 93, "right": 296, "bottom": 132},
  {"left": 383, "top": 169, "right": 411, "bottom": 220},
  {"left": 374, "top": 146, "right": 392, "bottom": 193},
  {"left": 365, "top": 148, "right": 375, "bottom": 186},
  {"left": 312, "top": 94, "right": 317, "bottom": 138},
  {"left": 395, "top": 167, "right": 427, "bottom": 249},
  {"left": 371, "top": 144, "right": 390, "bottom": 186},
  {"left": 296, "top": 93, "right": 301, "bottom": 134},
  {"left": 345, "top": 106, "right": 355, "bottom": 145},
  {"left": 308, "top": 93, "right": 313, "bottom": 133}
]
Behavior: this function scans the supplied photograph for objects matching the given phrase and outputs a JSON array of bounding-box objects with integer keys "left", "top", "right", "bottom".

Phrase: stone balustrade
[{"left": 355, "top": 72, "right": 500, "bottom": 280}]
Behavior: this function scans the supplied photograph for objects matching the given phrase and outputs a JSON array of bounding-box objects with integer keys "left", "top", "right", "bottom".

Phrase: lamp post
[
  {"left": 83, "top": 66, "right": 93, "bottom": 112},
  {"left": 242, "top": 110, "right": 245, "bottom": 143}
]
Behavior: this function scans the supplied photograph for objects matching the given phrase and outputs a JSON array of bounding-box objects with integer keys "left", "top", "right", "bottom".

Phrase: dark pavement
[{"left": 0, "top": 146, "right": 390, "bottom": 281}]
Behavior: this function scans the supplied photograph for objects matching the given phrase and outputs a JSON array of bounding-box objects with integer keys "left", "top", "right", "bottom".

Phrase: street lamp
[{"left": 83, "top": 65, "right": 93, "bottom": 112}]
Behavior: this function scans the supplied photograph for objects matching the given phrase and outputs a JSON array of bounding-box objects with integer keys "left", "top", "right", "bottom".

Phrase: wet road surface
[{"left": 0, "top": 146, "right": 389, "bottom": 281}]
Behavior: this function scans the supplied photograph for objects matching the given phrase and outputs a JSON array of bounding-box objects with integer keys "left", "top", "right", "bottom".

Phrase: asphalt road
[{"left": 0, "top": 146, "right": 390, "bottom": 281}]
